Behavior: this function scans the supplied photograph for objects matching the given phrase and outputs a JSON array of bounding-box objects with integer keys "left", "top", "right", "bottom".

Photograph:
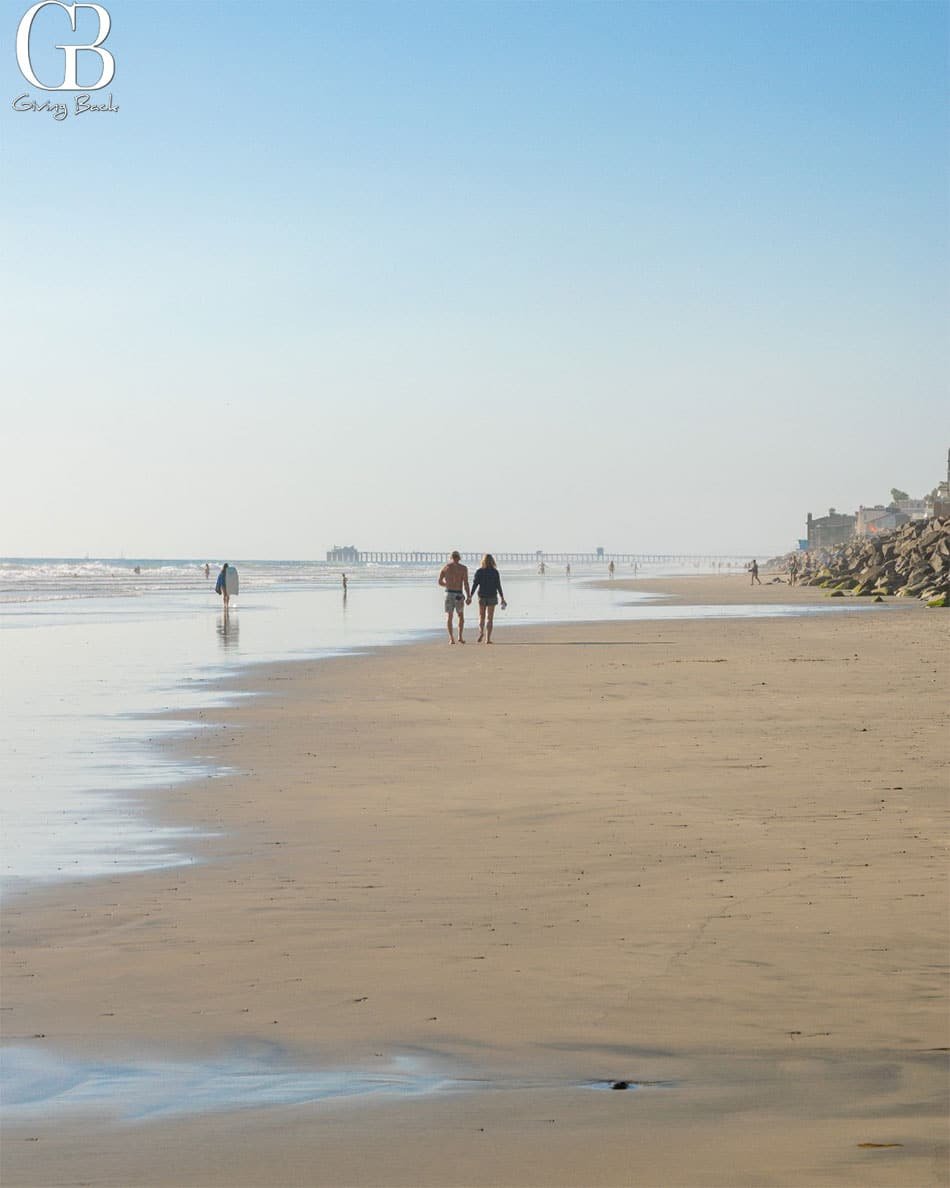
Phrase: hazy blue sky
[{"left": 2, "top": 0, "right": 947, "bottom": 558}]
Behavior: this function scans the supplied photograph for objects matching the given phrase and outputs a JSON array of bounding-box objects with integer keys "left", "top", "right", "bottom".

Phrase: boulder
[{"left": 793, "top": 519, "right": 949, "bottom": 602}]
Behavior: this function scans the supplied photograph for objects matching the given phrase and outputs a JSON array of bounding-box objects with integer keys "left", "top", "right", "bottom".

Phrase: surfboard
[{"left": 225, "top": 566, "right": 239, "bottom": 597}]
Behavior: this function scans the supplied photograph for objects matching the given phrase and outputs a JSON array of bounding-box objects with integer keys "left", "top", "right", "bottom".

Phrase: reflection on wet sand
[{"left": 216, "top": 612, "right": 239, "bottom": 650}]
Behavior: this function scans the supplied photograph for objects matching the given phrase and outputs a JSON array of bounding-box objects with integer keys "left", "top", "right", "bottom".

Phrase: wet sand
[{"left": 2, "top": 576, "right": 948, "bottom": 1186}]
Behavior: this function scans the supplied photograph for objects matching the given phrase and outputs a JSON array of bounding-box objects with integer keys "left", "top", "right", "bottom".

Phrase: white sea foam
[{"left": 0, "top": 558, "right": 359, "bottom": 605}]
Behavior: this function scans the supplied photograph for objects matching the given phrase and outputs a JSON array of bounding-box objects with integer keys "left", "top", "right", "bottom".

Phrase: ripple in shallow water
[
  {"left": 0, "top": 1045, "right": 460, "bottom": 1120},
  {"left": 1, "top": 1045, "right": 675, "bottom": 1122}
]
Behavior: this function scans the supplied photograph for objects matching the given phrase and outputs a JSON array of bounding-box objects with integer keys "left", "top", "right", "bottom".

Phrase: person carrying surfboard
[{"left": 215, "top": 563, "right": 232, "bottom": 609}]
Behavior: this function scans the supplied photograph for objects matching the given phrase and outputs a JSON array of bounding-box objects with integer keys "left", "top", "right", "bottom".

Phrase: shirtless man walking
[{"left": 438, "top": 550, "right": 471, "bottom": 644}]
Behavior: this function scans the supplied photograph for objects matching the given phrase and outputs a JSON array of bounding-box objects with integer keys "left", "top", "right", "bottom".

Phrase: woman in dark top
[
  {"left": 215, "top": 562, "right": 230, "bottom": 608},
  {"left": 468, "top": 553, "right": 507, "bottom": 643}
]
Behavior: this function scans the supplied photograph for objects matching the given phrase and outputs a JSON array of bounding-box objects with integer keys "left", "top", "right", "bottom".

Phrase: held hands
[{"left": 466, "top": 596, "right": 472, "bottom": 605}]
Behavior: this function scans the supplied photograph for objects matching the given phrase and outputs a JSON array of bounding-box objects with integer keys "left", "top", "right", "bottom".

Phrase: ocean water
[
  {"left": 0, "top": 1044, "right": 462, "bottom": 1120},
  {"left": 0, "top": 1042, "right": 670, "bottom": 1120},
  {"left": 1, "top": 557, "right": 851, "bottom": 894}
]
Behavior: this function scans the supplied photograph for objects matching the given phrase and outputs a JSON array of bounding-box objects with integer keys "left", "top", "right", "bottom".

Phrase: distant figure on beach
[
  {"left": 566, "top": 563, "right": 571, "bottom": 577},
  {"left": 469, "top": 554, "right": 507, "bottom": 644},
  {"left": 438, "top": 551, "right": 470, "bottom": 644},
  {"left": 133, "top": 565, "right": 141, "bottom": 575},
  {"left": 204, "top": 562, "right": 211, "bottom": 579},
  {"left": 608, "top": 560, "right": 615, "bottom": 578},
  {"left": 341, "top": 573, "right": 348, "bottom": 593},
  {"left": 539, "top": 561, "right": 546, "bottom": 575},
  {"left": 750, "top": 559, "right": 761, "bottom": 585},
  {"left": 216, "top": 562, "right": 231, "bottom": 609},
  {"left": 788, "top": 555, "right": 799, "bottom": 585}
]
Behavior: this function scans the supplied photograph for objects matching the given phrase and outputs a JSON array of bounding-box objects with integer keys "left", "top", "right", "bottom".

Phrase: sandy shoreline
[{"left": 2, "top": 576, "right": 948, "bottom": 1186}]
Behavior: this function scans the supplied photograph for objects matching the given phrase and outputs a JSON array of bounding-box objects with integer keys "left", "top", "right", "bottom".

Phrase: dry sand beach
[{"left": 2, "top": 576, "right": 948, "bottom": 1187}]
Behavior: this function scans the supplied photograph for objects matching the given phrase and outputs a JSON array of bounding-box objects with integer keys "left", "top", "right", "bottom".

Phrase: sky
[{"left": 1, "top": 0, "right": 947, "bottom": 558}]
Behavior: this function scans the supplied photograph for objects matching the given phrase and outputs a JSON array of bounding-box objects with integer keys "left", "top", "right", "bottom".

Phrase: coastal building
[
  {"left": 928, "top": 448, "right": 950, "bottom": 517},
  {"left": 327, "top": 545, "right": 360, "bottom": 563},
  {"left": 855, "top": 505, "right": 910, "bottom": 536},
  {"left": 801, "top": 450, "right": 948, "bottom": 549},
  {"left": 893, "top": 499, "right": 929, "bottom": 521},
  {"left": 806, "top": 509, "right": 855, "bottom": 550}
]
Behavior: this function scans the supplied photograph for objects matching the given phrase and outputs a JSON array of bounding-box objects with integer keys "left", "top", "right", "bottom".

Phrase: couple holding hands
[{"left": 438, "top": 551, "right": 507, "bottom": 645}]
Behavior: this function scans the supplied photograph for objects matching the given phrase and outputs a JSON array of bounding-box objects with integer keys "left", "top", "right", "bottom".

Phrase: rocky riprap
[{"left": 801, "top": 518, "right": 949, "bottom": 606}]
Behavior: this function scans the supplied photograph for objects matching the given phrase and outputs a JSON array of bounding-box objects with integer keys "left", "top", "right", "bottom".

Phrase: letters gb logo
[{"left": 16, "top": 2, "right": 115, "bottom": 90}]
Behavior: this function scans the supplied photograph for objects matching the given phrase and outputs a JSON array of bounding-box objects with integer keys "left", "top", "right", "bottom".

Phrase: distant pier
[{"left": 328, "top": 548, "right": 752, "bottom": 566}]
